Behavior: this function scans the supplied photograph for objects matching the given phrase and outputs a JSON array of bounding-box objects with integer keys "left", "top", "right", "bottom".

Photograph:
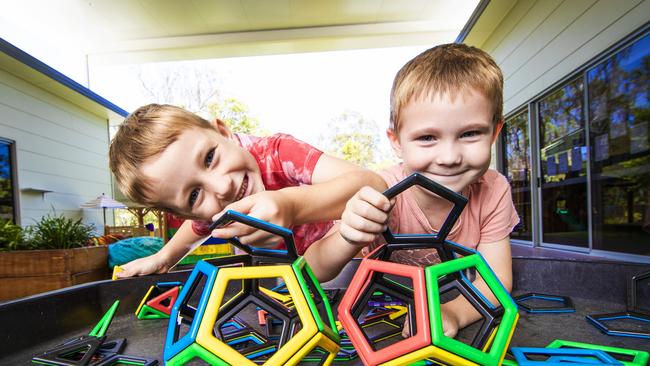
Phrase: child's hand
[
  {"left": 211, "top": 191, "right": 295, "bottom": 248},
  {"left": 116, "top": 254, "right": 168, "bottom": 278},
  {"left": 340, "top": 186, "right": 393, "bottom": 247},
  {"left": 401, "top": 305, "right": 459, "bottom": 338}
]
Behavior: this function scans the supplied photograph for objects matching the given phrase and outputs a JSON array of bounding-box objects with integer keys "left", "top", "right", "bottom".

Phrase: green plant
[
  {"left": 0, "top": 219, "right": 29, "bottom": 251},
  {"left": 24, "top": 213, "right": 95, "bottom": 250}
]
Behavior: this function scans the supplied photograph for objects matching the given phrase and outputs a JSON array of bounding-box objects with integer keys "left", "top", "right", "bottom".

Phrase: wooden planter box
[{"left": 0, "top": 246, "right": 110, "bottom": 302}]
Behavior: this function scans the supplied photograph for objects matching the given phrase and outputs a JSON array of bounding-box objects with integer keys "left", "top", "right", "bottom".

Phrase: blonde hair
[
  {"left": 390, "top": 43, "right": 503, "bottom": 133},
  {"left": 109, "top": 104, "right": 216, "bottom": 207}
]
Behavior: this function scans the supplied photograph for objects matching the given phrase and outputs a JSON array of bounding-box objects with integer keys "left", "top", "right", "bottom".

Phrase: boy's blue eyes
[
  {"left": 189, "top": 148, "right": 216, "bottom": 209},
  {"left": 189, "top": 189, "right": 199, "bottom": 208},
  {"left": 461, "top": 131, "right": 480, "bottom": 138},
  {"left": 416, "top": 131, "right": 481, "bottom": 141},
  {"left": 205, "top": 149, "right": 215, "bottom": 167}
]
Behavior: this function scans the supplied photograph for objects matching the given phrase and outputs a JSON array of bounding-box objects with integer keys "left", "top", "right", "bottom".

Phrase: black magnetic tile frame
[
  {"left": 514, "top": 292, "right": 575, "bottom": 313},
  {"left": 586, "top": 269, "right": 650, "bottom": 339}
]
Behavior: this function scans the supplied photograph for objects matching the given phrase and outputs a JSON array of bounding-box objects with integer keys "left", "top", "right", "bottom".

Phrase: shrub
[
  {"left": 0, "top": 219, "right": 29, "bottom": 251},
  {"left": 24, "top": 213, "right": 95, "bottom": 250}
]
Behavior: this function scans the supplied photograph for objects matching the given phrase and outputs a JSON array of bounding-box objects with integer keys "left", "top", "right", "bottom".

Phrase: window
[
  {"left": 587, "top": 32, "right": 650, "bottom": 256},
  {"left": 502, "top": 110, "right": 532, "bottom": 241},
  {"left": 538, "top": 78, "right": 589, "bottom": 248},
  {"left": 0, "top": 139, "right": 17, "bottom": 222}
]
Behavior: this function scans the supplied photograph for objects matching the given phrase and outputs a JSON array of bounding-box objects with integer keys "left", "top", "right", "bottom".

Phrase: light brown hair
[
  {"left": 109, "top": 104, "right": 216, "bottom": 207},
  {"left": 390, "top": 43, "right": 503, "bottom": 133}
]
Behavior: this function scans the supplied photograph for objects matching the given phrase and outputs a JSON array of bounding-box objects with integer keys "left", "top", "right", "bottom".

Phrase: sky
[{"left": 89, "top": 45, "right": 432, "bottom": 153}]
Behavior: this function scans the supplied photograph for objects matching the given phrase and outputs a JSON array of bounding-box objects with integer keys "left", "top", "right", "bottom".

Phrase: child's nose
[
  {"left": 435, "top": 142, "right": 462, "bottom": 166},
  {"left": 208, "top": 175, "right": 234, "bottom": 200}
]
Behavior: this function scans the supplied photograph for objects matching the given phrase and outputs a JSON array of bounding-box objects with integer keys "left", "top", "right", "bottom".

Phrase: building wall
[
  {"left": 474, "top": 0, "right": 649, "bottom": 114},
  {"left": 0, "top": 67, "right": 111, "bottom": 229}
]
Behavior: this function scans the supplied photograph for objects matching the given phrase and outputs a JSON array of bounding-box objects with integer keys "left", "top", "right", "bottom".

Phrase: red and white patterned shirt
[{"left": 191, "top": 133, "right": 334, "bottom": 254}]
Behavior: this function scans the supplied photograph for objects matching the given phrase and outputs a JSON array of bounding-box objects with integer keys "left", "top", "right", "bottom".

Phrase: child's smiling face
[
  {"left": 141, "top": 123, "right": 264, "bottom": 220},
  {"left": 388, "top": 87, "right": 503, "bottom": 197}
]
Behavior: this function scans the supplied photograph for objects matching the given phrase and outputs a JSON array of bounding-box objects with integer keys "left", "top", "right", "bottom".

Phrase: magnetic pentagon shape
[
  {"left": 436, "top": 268, "right": 505, "bottom": 350},
  {"left": 209, "top": 210, "right": 299, "bottom": 261},
  {"left": 196, "top": 264, "right": 339, "bottom": 365},
  {"left": 381, "top": 173, "right": 468, "bottom": 245},
  {"left": 425, "top": 252, "right": 518, "bottom": 366},
  {"left": 292, "top": 256, "right": 340, "bottom": 343},
  {"left": 546, "top": 339, "right": 649, "bottom": 366},
  {"left": 631, "top": 270, "right": 650, "bottom": 315},
  {"left": 511, "top": 347, "right": 622, "bottom": 365},
  {"left": 586, "top": 310, "right": 650, "bottom": 339},
  {"left": 164, "top": 260, "right": 219, "bottom": 361},
  {"left": 166, "top": 343, "right": 228, "bottom": 366},
  {"left": 223, "top": 327, "right": 276, "bottom": 360},
  {"left": 338, "top": 258, "right": 431, "bottom": 366},
  {"left": 92, "top": 353, "right": 159, "bottom": 366},
  {"left": 514, "top": 293, "right": 575, "bottom": 313}
]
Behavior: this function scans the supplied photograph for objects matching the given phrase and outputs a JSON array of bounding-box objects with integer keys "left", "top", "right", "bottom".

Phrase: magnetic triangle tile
[
  {"left": 137, "top": 304, "right": 169, "bottom": 320},
  {"left": 89, "top": 301, "right": 120, "bottom": 337},
  {"left": 135, "top": 286, "right": 155, "bottom": 316},
  {"left": 145, "top": 286, "right": 180, "bottom": 315},
  {"left": 32, "top": 335, "right": 105, "bottom": 366}
]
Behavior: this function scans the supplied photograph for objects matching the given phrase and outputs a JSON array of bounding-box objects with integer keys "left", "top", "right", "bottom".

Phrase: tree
[
  {"left": 137, "top": 62, "right": 223, "bottom": 115},
  {"left": 134, "top": 62, "right": 266, "bottom": 136},
  {"left": 320, "top": 110, "right": 396, "bottom": 169},
  {"left": 207, "top": 98, "right": 269, "bottom": 136}
]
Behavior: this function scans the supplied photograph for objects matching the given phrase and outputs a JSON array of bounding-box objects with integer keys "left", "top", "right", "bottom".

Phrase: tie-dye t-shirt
[
  {"left": 364, "top": 164, "right": 520, "bottom": 266},
  {"left": 191, "top": 133, "right": 334, "bottom": 254}
]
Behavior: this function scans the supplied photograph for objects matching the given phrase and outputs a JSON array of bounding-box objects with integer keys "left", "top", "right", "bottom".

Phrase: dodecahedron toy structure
[
  {"left": 337, "top": 173, "right": 519, "bottom": 366},
  {"left": 163, "top": 210, "right": 340, "bottom": 365}
]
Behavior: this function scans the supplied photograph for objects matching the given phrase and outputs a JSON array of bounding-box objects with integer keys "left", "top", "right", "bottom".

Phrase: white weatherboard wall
[
  {"left": 470, "top": 0, "right": 649, "bottom": 114},
  {"left": 0, "top": 67, "right": 112, "bottom": 230}
]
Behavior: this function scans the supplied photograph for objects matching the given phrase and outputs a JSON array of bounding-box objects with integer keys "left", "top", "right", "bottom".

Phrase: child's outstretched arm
[
  {"left": 211, "top": 155, "right": 387, "bottom": 246},
  {"left": 116, "top": 220, "right": 204, "bottom": 278},
  {"left": 304, "top": 185, "right": 393, "bottom": 282},
  {"left": 438, "top": 236, "right": 512, "bottom": 337}
]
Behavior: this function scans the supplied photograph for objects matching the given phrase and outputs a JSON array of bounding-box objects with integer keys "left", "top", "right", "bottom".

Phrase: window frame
[{"left": 0, "top": 137, "right": 20, "bottom": 225}]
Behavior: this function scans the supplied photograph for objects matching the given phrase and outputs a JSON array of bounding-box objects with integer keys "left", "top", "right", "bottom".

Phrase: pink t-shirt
[
  {"left": 192, "top": 133, "right": 334, "bottom": 255},
  {"left": 368, "top": 164, "right": 519, "bottom": 266}
]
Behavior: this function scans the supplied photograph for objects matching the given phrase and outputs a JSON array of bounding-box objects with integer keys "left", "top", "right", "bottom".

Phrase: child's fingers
[
  {"left": 339, "top": 222, "right": 380, "bottom": 246},
  {"left": 341, "top": 209, "right": 386, "bottom": 234},
  {"left": 345, "top": 199, "right": 389, "bottom": 226},
  {"left": 235, "top": 230, "right": 286, "bottom": 249},
  {"left": 211, "top": 195, "right": 256, "bottom": 221},
  {"left": 211, "top": 222, "right": 256, "bottom": 240},
  {"left": 116, "top": 263, "right": 135, "bottom": 278},
  {"left": 357, "top": 186, "right": 392, "bottom": 211}
]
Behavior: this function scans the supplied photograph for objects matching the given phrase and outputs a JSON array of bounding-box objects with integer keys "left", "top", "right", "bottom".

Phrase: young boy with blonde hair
[
  {"left": 110, "top": 103, "right": 384, "bottom": 277},
  {"left": 305, "top": 43, "right": 519, "bottom": 338}
]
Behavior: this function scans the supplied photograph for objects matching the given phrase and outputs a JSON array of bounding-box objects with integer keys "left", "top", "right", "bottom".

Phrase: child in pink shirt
[
  {"left": 305, "top": 43, "right": 519, "bottom": 338},
  {"left": 109, "top": 104, "right": 384, "bottom": 277}
]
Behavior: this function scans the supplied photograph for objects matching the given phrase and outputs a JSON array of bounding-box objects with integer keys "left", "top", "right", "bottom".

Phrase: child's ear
[
  {"left": 386, "top": 128, "right": 403, "bottom": 159},
  {"left": 212, "top": 118, "right": 233, "bottom": 139},
  {"left": 491, "top": 119, "right": 505, "bottom": 144}
]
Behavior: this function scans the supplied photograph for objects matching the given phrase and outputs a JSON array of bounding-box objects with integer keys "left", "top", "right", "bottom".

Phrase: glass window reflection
[
  {"left": 0, "top": 140, "right": 16, "bottom": 222},
  {"left": 503, "top": 110, "right": 532, "bottom": 241},
  {"left": 538, "top": 78, "right": 589, "bottom": 248},
  {"left": 587, "top": 32, "right": 650, "bottom": 256}
]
